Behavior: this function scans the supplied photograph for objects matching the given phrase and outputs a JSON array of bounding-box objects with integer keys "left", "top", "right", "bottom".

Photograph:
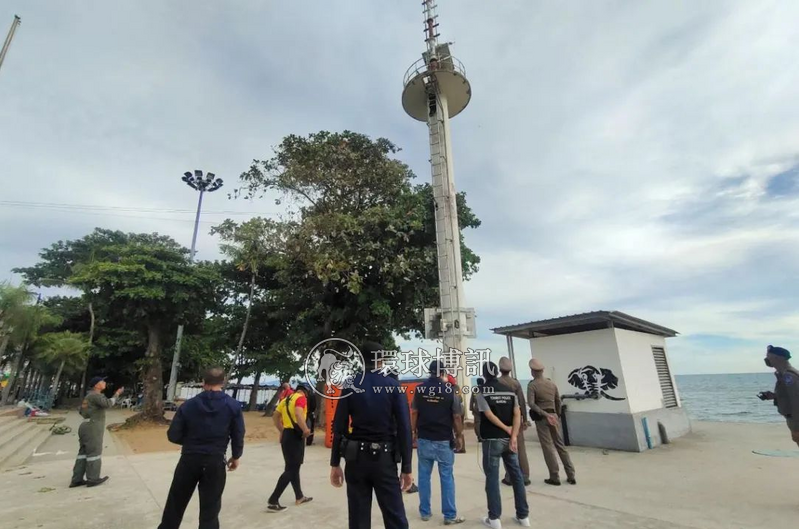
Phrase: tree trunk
[
  {"left": 141, "top": 323, "right": 164, "bottom": 420},
  {"left": 235, "top": 273, "right": 256, "bottom": 358},
  {"left": 248, "top": 371, "right": 261, "bottom": 411},
  {"left": 0, "top": 348, "right": 23, "bottom": 405},
  {"left": 0, "top": 334, "right": 9, "bottom": 358},
  {"left": 51, "top": 359, "right": 66, "bottom": 401},
  {"left": 19, "top": 361, "right": 31, "bottom": 397},
  {"left": 79, "top": 301, "right": 96, "bottom": 397}
]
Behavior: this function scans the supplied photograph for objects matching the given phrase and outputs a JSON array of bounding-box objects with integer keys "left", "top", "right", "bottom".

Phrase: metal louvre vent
[{"left": 652, "top": 346, "right": 678, "bottom": 408}]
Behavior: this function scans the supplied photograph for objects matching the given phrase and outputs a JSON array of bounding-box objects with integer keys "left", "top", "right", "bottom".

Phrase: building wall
[
  {"left": 528, "top": 328, "right": 630, "bottom": 414},
  {"left": 614, "top": 329, "right": 680, "bottom": 413}
]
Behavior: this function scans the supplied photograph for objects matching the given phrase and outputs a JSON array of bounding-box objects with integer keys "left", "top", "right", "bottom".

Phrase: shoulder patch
[{"left": 785, "top": 374, "right": 796, "bottom": 385}]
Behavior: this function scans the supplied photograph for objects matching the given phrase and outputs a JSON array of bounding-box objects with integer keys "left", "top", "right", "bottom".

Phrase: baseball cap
[{"left": 88, "top": 376, "right": 106, "bottom": 388}]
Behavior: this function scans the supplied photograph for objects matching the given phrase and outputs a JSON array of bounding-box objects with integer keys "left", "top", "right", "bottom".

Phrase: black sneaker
[
  {"left": 86, "top": 477, "right": 109, "bottom": 488},
  {"left": 501, "top": 477, "right": 512, "bottom": 486},
  {"left": 267, "top": 503, "right": 287, "bottom": 513},
  {"left": 406, "top": 483, "right": 419, "bottom": 494},
  {"left": 69, "top": 480, "right": 87, "bottom": 488},
  {"left": 567, "top": 477, "right": 577, "bottom": 485},
  {"left": 544, "top": 478, "right": 561, "bottom": 486},
  {"left": 524, "top": 479, "right": 531, "bottom": 486}
]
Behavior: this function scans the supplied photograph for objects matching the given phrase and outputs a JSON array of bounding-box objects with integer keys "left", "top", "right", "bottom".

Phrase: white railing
[{"left": 403, "top": 55, "right": 467, "bottom": 86}]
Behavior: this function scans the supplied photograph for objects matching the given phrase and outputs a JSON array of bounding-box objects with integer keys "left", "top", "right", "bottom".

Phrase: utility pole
[
  {"left": 166, "top": 170, "right": 223, "bottom": 402},
  {"left": 0, "top": 15, "right": 21, "bottom": 75}
]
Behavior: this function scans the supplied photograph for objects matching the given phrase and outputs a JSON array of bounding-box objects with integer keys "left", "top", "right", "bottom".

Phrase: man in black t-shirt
[{"left": 476, "top": 362, "right": 529, "bottom": 529}]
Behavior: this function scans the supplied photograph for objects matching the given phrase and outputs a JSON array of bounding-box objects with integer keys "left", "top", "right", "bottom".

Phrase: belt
[{"left": 543, "top": 409, "right": 556, "bottom": 414}]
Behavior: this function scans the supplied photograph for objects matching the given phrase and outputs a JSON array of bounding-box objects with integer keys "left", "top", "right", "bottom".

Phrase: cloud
[{"left": 3, "top": 1, "right": 799, "bottom": 375}]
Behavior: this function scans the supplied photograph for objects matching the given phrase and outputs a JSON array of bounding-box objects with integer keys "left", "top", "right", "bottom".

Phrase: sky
[{"left": 2, "top": 1, "right": 799, "bottom": 376}]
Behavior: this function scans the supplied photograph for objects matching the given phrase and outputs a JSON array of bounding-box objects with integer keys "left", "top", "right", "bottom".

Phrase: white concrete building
[{"left": 492, "top": 311, "right": 691, "bottom": 452}]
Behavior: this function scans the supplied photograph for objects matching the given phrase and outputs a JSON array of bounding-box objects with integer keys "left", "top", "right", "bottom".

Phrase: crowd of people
[{"left": 65, "top": 343, "right": 799, "bottom": 529}]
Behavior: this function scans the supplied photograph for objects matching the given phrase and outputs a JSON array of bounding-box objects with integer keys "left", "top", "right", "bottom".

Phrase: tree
[
  {"left": 0, "top": 283, "right": 37, "bottom": 404},
  {"left": 237, "top": 131, "right": 481, "bottom": 350},
  {"left": 14, "top": 229, "right": 140, "bottom": 394},
  {"left": 70, "top": 235, "right": 219, "bottom": 421},
  {"left": 35, "top": 331, "right": 89, "bottom": 399},
  {"left": 210, "top": 218, "right": 288, "bottom": 378}
]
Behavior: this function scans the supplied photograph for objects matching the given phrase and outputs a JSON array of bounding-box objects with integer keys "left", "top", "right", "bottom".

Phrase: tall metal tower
[{"left": 403, "top": 1, "right": 475, "bottom": 391}]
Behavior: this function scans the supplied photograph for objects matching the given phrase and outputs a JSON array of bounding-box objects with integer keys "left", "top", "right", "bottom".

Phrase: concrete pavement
[{"left": 1, "top": 420, "right": 797, "bottom": 529}]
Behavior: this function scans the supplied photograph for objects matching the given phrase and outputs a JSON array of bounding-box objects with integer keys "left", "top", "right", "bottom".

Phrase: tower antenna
[{"left": 0, "top": 15, "right": 21, "bottom": 76}]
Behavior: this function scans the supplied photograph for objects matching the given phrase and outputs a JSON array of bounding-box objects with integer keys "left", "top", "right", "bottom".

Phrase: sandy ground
[
  {"left": 1, "top": 410, "right": 798, "bottom": 529},
  {"left": 111, "top": 410, "right": 283, "bottom": 455}
]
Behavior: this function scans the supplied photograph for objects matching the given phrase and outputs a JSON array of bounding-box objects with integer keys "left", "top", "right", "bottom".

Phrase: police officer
[
  {"left": 527, "top": 358, "right": 575, "bottom": 486},
  {"left": 330, "top": 341, "right": 413, "bottom": 529},
  {"left": 759, "top": 345, "right": 799, "bottom": 447},
  {"left": 411, "top": 360, "right": 465, "bottom": 524},
  {"left": 498, "top": 357, "right": 531, "bottom": 486},
  {"left": 70, "top": 376, "right": 123, "bottom": 488},
  {"left": 158, "top": 367, "right": 245, "bottom": 529},
  {"left": 477, "top": 362, "right": 529, "bottom": 529}
]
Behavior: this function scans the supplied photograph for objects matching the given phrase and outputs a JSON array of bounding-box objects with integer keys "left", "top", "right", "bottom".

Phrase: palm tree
[
  {"left": 36, "top": 332, "right": 89, "bottom": 399},
  {"left": 211, "top": 218, "right": 286, "bottom": 381},
  {"left": 0, "top": 283, "right": 37, "bottom": 404}
]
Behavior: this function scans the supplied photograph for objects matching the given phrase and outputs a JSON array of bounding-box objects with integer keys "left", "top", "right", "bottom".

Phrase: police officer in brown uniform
[
  {"left": 759, "top": 345, "right": 799, "bottom": 447},
  {"left": 526, "top": 358, "right": 576, "bottom": 486},
  {"left": 498, "top": 357, "right": 531, "bottom": 486}
]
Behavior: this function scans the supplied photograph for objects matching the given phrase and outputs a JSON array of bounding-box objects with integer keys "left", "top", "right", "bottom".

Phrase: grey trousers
[{"left": 71, "top": 421, "right": 104, "bottom": 483}]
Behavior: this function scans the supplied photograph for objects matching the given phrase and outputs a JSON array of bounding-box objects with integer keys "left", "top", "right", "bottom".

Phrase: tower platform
[{"left": 402, "top": 54, "right": 471, "bottom": 121}]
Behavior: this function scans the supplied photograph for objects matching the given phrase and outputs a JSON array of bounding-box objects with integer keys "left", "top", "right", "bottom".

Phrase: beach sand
[{"left": 1, "top": 409, "right": 797, "bottom": 529}]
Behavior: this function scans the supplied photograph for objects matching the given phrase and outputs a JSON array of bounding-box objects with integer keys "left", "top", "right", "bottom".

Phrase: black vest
[
  {"left": 415, "top": 378, "right": 455, "bottom": 441},
  {"left": 479, "top": 379, "right": 516, "bottom": 440}
]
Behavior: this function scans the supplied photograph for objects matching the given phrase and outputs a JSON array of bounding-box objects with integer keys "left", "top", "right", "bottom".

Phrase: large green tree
[
  {"left": 70, "top": 235, "right": 219, "bottom": 420},
  {"left": 237, "top": 130, "right": 481, "bottom": 350}
]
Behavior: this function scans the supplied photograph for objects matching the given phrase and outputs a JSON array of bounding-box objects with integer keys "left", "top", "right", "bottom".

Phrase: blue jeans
[
  {"left": 417, "top": 438, "right": 457, "bottom": 520},
  {"left": 482, "top": 439, "right": 528, "bottom": 521}
]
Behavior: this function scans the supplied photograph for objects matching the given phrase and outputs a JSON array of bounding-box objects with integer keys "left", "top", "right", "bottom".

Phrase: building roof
[{"left": 491, "top": 311, "right": 678, "bottom": 339}]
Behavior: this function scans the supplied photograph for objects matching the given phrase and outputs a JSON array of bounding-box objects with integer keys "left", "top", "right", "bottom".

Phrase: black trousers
[
  {"left": 344, "top": 450, "right": 408, "bottom": 529},
  {"left": 268, "top": 431, "right": 305, "bottom": 504},
  {"left": 158, "top": 454, "right": 227, "bottom": 529}
]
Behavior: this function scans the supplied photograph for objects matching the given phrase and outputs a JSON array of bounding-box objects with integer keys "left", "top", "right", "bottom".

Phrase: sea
[
  {"left": 675, "top": 373, "right": 783, "bottom": 424},
  {"left": 516, "top": 373, "right": 783, "bottom": 424}
]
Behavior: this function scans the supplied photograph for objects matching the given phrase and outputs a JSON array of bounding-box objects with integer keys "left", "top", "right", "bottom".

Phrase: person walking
[
  {"left": 268, "top": 383, "right": 314, "bottom": 511},
  {"left": 158, "top": 367, "right": 245, "bottom": 529},
  {"left": 476, "top": 362, "right": 529, "bottom": 529},
  {"left": 527, "top": 358, "right": 575, "bottom": 486},
  {"left": 411, "top": 361, "right": 465, "bottom": 524},
  {"left": 330, "top": 341, "right": 413, "bottom": 529},
  {"left": 498, "top": 357, "right": 531, "bottom": 486},
  {"left": 69, "top": 376, "right": 123, "bottom": 488},
  {"left": 758, "top": 345, "right": 799, "bottom": 447}
]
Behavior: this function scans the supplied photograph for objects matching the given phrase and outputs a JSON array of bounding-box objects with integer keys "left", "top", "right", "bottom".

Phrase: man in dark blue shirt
[
  {"left": 158, "top": 367, "right": 245, "bottom": 529},
  {"left": 330, "top": 341, "right": 413, "bottom": 529}
]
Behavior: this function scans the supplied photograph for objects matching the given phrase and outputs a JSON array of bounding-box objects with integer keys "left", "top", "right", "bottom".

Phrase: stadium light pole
[{"left": 166, "top": 170, "right": 223, "bottom": 402}]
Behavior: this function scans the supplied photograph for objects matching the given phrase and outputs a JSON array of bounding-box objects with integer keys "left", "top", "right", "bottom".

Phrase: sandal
[
  {"left": 295, "top": 496, "right": 313, "bottom": 506},
  {"left": 267, "top": 503, "right": 286, "bottom": 513}
]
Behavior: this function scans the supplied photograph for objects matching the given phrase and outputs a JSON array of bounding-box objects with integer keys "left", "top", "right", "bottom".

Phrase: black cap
[
  {"left": 88, "top": 376, "right": 106, "bottom": 389},
  {"left": 428, "top": 360, "right": 446, "bottom": 376},
  {"left": 296, "top": 382, "right": 313, "bottom": 394},
  {"left": 767, "top": 345, "right": 791, "bottom": 359},
  {"left": 482, "top": 361, "right": 499, "bottom": 380}
]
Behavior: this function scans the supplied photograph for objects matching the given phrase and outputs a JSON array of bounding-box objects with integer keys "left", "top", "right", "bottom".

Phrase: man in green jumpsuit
[{"left": 70, "top": 376, "right": 123, "bottom": 488}]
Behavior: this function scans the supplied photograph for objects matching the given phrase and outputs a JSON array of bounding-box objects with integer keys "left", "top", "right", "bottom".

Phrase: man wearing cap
[
  {"left": 498, "top": 357, "right": 531, "bottom": 486},
  {"left": 411, "top": 360, "right": 465, "bottom": 524},
  {"left": 330, "top": 341, "right": 413, "bottom": 529},
  {"left": 268, "top": 382, "right": 313, "bottom": 511},
  {"left": 759, "top": 345, "right": 799, "bottom": 447},
  {"left": 158, "top": 367, "right": 245, "bottom": 529},
  {"left": 70, "top": 376, "right": 123, "bottom": 488},
  {"left": 527, "top": 358, "right": 575, "bottom": 486},
  {"left": 476, "top": 362, "right": 529, "bottom": 529}
]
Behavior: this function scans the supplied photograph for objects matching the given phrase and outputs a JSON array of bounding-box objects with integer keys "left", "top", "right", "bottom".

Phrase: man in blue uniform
[
  {"left": 158, "top": 367, "right": 245, "bottom": 529},
  {"left": 330, "top": 341, "right": 413, "bottom": 529}
]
